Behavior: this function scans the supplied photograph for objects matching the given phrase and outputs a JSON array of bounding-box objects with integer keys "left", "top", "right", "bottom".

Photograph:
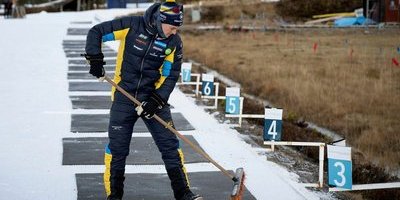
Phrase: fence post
[
  {"left": 195, "top": 74, "right": 200, "bottom": 97},
  {"left": 214, "top": 83, "right": 220, "bottom": 108},
  {"left": 319, "top": 144, "right": 325, "bottom": 188},
  {"left": 239, "top": 97, "right": 244, "bottom": 126}
]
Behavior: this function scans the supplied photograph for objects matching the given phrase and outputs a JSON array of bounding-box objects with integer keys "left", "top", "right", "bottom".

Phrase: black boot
[
  {"left": 107, "top": 169, "right": 125, "bottom": 200},
  {"left": 180, "top": 190, "right": 203, "bottom": 200},
  {"left": 106, "top": 197, "right": 121, "bottom": 200},
  {"left": 167, "top": 167, "right": 202, "bottom": 200}
]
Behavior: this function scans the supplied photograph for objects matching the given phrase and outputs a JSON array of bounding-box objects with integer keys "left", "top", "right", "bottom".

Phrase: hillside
[{"left": 180, "top": 1, "right": 400, "bottom": 199}]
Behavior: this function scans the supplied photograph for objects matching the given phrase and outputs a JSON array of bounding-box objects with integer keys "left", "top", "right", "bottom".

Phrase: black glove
[
  {"left": 136, "top": 93, "right": 166, "bottom": 119},
  {"left": 83, "top": 53, "right": 105, "bottom": 78}
]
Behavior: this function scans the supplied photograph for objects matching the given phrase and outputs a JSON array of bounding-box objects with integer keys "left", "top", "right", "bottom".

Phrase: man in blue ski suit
[{"left": 84, "top": 1, "right": 202, "bottom": 200}]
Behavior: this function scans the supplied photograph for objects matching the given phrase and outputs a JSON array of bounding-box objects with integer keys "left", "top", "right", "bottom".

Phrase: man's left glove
[
  {"left": 136, "top": 93, "right": 166, "bottom": 119},
  {"left": 83, "top": 53, "right": 105, "bottom": 78}
]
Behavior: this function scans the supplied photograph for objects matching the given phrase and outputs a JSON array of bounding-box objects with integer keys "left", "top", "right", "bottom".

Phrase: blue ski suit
[{"left": 85, "top": 3, "right": 191, "bottom": 199}]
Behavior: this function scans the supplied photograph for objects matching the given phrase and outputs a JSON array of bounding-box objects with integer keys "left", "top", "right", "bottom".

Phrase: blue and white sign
[
  {"left": 181, "top": 62, "right": 192, "bottom": 82},
  {"left": 327, "top": 145, "right": 352, "bottom": 189},
  {"left": 202, "top": 74, "right": 214, "bottom": 96},
  {"left": 263, "top": 108, "right": 283, "bottom": 141},
  {"left": 225, "top": 87, "right": 240, "bottom": 114}
]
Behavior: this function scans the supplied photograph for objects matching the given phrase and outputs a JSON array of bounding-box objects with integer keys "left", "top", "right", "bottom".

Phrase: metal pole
[{"left": 77, "top": 0, "right": 81, "bottom": 11}]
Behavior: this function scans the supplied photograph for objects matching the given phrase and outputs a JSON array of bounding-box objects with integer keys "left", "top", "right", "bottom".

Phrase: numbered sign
[
  {"left": 327, "top": 145, "right": 352, "bottom": 189},
  {"left": 225, "top": 87, "right": 240, "bottom": 114},
  {"left": 202, "top": 74, "right": 214, "bottom": 96},
  {"left": 181, "top": 62, "right": 192, "bottom": 82},
  {"left": 263, "top": 108, "right": 283, "bottom": 141}
]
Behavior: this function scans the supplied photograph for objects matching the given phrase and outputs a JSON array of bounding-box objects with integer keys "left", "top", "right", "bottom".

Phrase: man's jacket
[{"left": 85, "top": 3, "right": 183, "bottom": 104}]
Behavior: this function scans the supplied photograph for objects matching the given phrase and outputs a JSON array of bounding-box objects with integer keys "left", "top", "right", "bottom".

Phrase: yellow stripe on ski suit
[
  {"left": 103, "top": 28, "right": 129, "bottom": 196},
  {"left": 178, "top": 148, "right": 190, "bottom": 187},
  {"left": 155, "top": 48, "right": 176, "bottom": 89},
  {"left": 104, "top": 151, "right": 112, "bottom": 196},
  {"left": 109, "top": 28, "right": 130, "bottom": 101}
]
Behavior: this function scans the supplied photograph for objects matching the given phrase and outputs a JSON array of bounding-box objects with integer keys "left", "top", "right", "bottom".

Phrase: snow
[{"left": 0, "top": 8, "right": 328, "bottom": 200}]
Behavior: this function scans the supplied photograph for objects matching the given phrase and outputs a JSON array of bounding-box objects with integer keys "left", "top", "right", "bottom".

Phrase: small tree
[{"left": 12, "top": 0, "right": 27, "bottom": 18}]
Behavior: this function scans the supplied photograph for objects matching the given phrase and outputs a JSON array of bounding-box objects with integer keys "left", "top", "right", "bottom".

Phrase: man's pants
[
  {"left": 3, "top": 3, "right": 12, "bottom": 18},
  {"left": 104, "top": 102, "right": 190, "bottom": 199}
]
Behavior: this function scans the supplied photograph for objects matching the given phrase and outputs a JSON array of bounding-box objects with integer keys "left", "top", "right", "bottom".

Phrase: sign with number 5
[
  {"left": 225, "top": 87, "right": 240, "bottom": 114},
  {"left": 327, "top": 145, "right": 352, "bottom": 189},
  {"left": 201, "top": 74, "right": 214, "bottom": 96}
]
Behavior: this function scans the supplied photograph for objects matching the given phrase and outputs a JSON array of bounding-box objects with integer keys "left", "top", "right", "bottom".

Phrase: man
[
  {"left": 3, "top": 0, "right": 12, "bottom": 18},
  {"left": 84, "top": 1, "right": 202, "bottom": 200}
]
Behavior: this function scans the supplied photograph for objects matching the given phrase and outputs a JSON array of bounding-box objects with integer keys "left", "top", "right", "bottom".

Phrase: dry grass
[
  {"left": 183, "top": 2, "right": 276, "bottom": 25},
  {"left": 181, "top": 29, "right": 400, "bottom": 171}
]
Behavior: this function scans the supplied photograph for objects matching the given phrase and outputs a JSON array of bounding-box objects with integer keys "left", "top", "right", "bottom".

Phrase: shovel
[{"left": 101, "top": 75, "right": 245, "bottom": 200}]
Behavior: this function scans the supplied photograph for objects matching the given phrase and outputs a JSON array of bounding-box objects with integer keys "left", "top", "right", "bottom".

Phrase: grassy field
[{"left": 181, "top": 28, "right": 400, "bottom": 171}]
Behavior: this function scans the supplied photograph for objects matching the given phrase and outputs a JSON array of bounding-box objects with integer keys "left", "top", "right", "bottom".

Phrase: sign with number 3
[{"left": 327, "top": 145, "right": 352, "bottom": 189}]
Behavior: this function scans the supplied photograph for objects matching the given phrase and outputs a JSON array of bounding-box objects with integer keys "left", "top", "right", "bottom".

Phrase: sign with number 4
[
  {"left": 202, "top": 74, "right": 214, "bottom": 96},
  {"left": 327, "top": 145, "right": 352, "bottom": 189},
  {"left": 225, "top": 87, "right": 240, "bottom": 114},
  {"left": 181, "top": 62, "right": 192, "bottom": 82},
  {"left": 263, "top": 108, "right": 283, "bottom": 141}
]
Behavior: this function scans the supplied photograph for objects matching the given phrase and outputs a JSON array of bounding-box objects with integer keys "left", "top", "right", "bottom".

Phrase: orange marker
[
  {"left": 392, "top": 58, "right": 399, "bottom": 67},
  {"left": 313, "top": 42, "right": 318, "bottom": 54}
]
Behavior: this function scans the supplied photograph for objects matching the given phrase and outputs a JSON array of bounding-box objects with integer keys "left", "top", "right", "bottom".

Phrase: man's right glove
[
  {"left": 136, "top": 93, "right": 166, "bottom": 119},
  {"left": 83, "top": 53, "right": 105, "bottom": 78}
]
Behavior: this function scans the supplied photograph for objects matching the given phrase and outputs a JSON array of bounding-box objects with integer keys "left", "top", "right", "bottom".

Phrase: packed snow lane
[{"left": 0, "top": 9, "right": 325, "bottom": 200}]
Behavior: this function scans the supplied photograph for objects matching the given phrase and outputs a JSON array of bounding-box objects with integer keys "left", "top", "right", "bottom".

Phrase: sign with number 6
[
  {"left": 201, "top": 74, "right": 214, "bottom": 96},
  {"left": 225, "top": 87, "right": 240, "bottom": 114},
  {"left": 263, "top": 108, "right": 283, "bottom": 141},
  {"left": 327, "top": 145, "right": 352, "bottom": 189}
]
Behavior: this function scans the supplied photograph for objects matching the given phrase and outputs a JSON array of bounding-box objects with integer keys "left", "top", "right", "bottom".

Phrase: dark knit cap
[{"left": 158, "top": 0, "right": 183, "bottom": 27}]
